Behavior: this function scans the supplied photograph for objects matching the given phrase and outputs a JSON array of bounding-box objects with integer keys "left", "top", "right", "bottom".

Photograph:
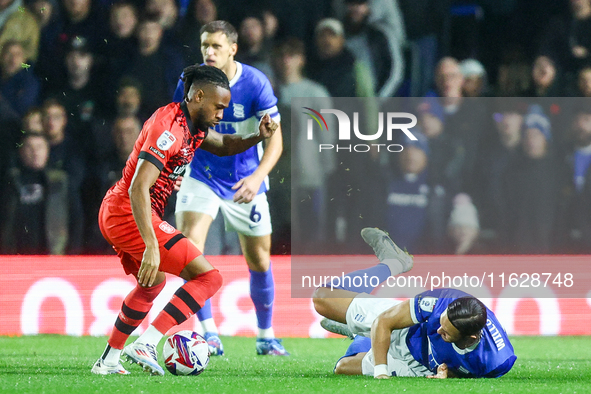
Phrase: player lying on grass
[
  {"left": 91, "top": 65, "right": 277, "bottom": 376},
  {"left": 313, "top": 228, "right": 517, "bottom": 379}
]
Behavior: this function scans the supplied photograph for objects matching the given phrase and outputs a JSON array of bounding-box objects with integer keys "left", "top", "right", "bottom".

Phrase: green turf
[{"left": 0, "top": 335, "right": 590, "bottom": 393}]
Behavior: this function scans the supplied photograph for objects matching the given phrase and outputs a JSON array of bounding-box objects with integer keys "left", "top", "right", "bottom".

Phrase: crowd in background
[{"left": 1, "top": 0, "right": 590, "bottom": 255}]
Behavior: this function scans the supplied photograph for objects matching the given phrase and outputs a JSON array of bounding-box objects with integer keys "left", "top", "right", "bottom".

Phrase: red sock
[
  {"left": 152, "top": 269, "right": 223, "bottom": 334},
  {"left": 108, "top": 280, "right": 166, "bottom": 349}
]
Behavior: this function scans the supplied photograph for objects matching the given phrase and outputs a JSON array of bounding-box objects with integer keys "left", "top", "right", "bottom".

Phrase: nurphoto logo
[{"left": 303, "top": 107, "right": 418, "bottom": 153}]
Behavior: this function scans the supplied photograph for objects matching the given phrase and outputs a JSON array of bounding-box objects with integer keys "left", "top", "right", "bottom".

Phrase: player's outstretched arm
[
  {"left": 232, "top": 118, "right": 282, "bottom": 203},
  {"left": 370, "top": 300, "right": 415, "bottom": 379},
  {"left": 201, "top": 113, "right": 277, "bottom": 157},
  {"left": 129, "top": 159, "right": 161, "bottom": 287}
]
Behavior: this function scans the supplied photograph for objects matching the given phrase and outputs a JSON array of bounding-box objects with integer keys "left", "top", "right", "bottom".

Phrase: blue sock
[
  {"left": 344, "top": 335, "right": 371, "bottom": 357},
  {"left": 196, "top": 299, "right": 213, "bottom": 321},
  {"left": 331, "top": 263, "right": 391, "bottom": 293},
  {"left": 250, "top": 264, "right": 274, "bottom": 330},
  {"left": 334, "top": 335, "right": 372, "bottom": 372}
]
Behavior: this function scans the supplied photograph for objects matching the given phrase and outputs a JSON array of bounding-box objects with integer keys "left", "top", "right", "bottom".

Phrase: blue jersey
[
  {"left": 407, "top": 288, "right": 516, "bottom": 378},
  {"left": 173, "top": 62, "right": 280, "bottom": 199}
]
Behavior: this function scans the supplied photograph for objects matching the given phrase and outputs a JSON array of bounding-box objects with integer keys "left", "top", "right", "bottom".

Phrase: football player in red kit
[{"left": 91, "top": 65, "right": 278, "bottom": 375}]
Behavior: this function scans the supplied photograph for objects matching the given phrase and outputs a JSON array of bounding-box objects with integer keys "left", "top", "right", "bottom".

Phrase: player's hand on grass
[
  {"left": 374, "top": 374, "right": 391, "bottom": 379},
  {"left": 426, "top": 363, "right": 449, "bottom": 379},
  {"left": 259, "top": 113, "right": 278, "bottom": 139},
  {"left": 138, "top": 245, "right": 160, "bottom": 287},
  {"left": 232, "top": 174, "right": 262, "bottom": 204}
]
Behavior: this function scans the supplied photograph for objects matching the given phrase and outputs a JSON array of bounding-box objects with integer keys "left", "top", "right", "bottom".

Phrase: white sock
[
  {"left": 102, "top": 344, "right": 121, "bottom": 366},
  {"left": 201, "top": 318, "right": 219, "bottom": 334},
  {"left": 381, "top": 259, "right": 405, "bottom": 276},
  {"left": 136, "top": 325, "right": 164, "bottom": 346},
  {"left": 258, "top": 327, "right": 275, "bottom": 339}
]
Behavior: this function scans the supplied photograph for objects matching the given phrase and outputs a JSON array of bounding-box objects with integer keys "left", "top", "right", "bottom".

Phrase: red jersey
[{"left": 108, "top": 102, "right": 208, "bottom": 218}]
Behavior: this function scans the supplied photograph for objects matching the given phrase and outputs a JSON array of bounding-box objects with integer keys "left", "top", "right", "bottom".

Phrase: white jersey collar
[{"left": 229, "top": 61, "right": 243, "bottom": 88}]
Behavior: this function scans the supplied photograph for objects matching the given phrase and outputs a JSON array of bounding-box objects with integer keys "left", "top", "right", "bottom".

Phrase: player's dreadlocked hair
[
  {"left": 182, "top": 64, "right": 230, "bottom": 101},
  {"left": 447, "top": 296, "right": 487, "bottom": 337}
]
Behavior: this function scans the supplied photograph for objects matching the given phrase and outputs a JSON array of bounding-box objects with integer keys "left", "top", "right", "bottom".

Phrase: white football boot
[
  {"left": 360, "top": 227, "right": 414, "bottom": 275},
  {"left": 123, "top": 342, "right": 164, "bottom": 376},
  {"left": 91, "top": 358, "right": 130, "bottom": 375}
]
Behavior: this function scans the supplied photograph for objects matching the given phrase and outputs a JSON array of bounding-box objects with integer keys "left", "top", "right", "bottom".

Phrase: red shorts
[{"left": 99, "top": 193, "right": 202, "bottom": 277}]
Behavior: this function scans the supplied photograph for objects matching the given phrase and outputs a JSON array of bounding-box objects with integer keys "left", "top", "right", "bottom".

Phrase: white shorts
[
  {"left": 175, "top": 172, "right": 272, "bottom": 237},
  {"left": 346, "top": 295, "right": 433, "bottom": 378}
]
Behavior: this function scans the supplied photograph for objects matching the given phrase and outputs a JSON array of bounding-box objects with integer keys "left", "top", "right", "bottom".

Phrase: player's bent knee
[
  {"left": 334, "top": 356, "right": 364, "bottom": 375},
  {"left": 194, "top": 268, "right": 223, "bottom": 301},
  {"left": 312, "top": 288, "right": 330, "bottom": 316}
]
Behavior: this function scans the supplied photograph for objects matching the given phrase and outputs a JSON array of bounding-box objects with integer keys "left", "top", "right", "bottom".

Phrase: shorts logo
[
  {"left": 354, "top": 314, "right": 365, "bottom": 323},
  {"left": 157, "top": 130, "right": 176, "bottom": 151},
  {"left": 419, "top": 297, "right": 436, "bottom": 313},
  {"left": 159, "top": 221, "right": 176, "bottom": 234},
  {"left": 149, "top": 146, "right": 165, "bottom": 159}
]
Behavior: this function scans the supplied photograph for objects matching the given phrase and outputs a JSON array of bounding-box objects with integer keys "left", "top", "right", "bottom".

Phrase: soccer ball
[{"left": 163, "top": 330, "right": 210, "bottom": 376}]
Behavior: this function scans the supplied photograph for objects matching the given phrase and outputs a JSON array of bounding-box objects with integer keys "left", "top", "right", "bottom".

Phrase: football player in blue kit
[
  {"left": 172, "top": 20, "right": 286, "bottom": 356},
  {"left": 313, "top": 228, "right": 516, "bottom": 378}
]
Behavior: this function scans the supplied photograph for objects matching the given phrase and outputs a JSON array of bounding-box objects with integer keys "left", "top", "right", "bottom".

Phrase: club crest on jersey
[
  {"left": 159, "top": 221, "right": 176, "bottom": 234},
  {"left": 157, "top": 131, "right": 176, "bottom": 151},
  {"left": 233, "top": 103, "right": 245, "bottom": 118},
  {"left": 419, "top": 297, "right": 437, "bottom": 312}
]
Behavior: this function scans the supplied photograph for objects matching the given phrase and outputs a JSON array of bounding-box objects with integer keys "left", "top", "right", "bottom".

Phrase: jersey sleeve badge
[{"left": 157, "top": 130, "right": 176, "bottom": 151}]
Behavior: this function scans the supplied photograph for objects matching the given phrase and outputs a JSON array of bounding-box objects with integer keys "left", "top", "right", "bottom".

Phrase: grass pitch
[{"left": 1, "top": 335, "right": 590, "bottom": 393}]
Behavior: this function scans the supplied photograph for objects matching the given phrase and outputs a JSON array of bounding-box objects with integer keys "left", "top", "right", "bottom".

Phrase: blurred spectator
[
  {"left": 178, "top": 0, "right": 218, "bottom": 64},
  {"left": 0, "top": 132, "right": 68, "bottom": 254},
  {"left": 59, "top": 0, "right": 107, "bottom": 53},
  {"left": 272, "top": 37, "right": 335, "bottom": 252},
  {"left": 503, "top": 105, "right": 560, "bottom": 253},
  {"left": 307, "top": 18, "right": 375, "bottom": 98},
  {"left": 416, "top": 97, "right": 463, "bottom": 197},
  {"left": 539, "top": 0, "right": 591, "bottom": 76},
  {"left": 476, "top": 99, "right": 526, "bottom": 249},
  {"left": 307, "top": 18, "right": 379, "bottom": 252},
  {"left": 146, "top": 0, "right": 181, "bottom": 46},
  {"left": 37, "top": 0, "right": 107, "bottom": 91},
  {"left": 495, "top": 45, "right": 531, "bottom": 96},
  {"left": 332, "top": 0, "right": 406, "bottom": 46},
  {"left": 236, "top": 14, "right": 274, "bottom": 80},
  {"left": 574, "top": 64, "right": 591, "bottom": 96},
  {"left": 22, "top": 106, "right": 43, "bottom": 133},
  {"left": 124, "top": 17, "right": 183, "bottom": 114},
  {"left": 0, "top": 0, "right": 39, "bottom": 61},
  {"left": 556, "top": 102, "right": 591, "bottom": 252},
  {"left": 84, "top": 115, "right": 140, "bottom": 253},
  {"left": 342, "top": 0, "right": 404, "bottom": 98},
  {"left": 384, "top": 132, "right": 439, "bottom": 253},
  {"left": 104, "top": 2, "right": 138, "bottom": 90},
  {"left": 28, "top": 0, "right": 62, "bottom": 90},
  {"left": 447, "top": 193, "right": 480, "bottom": 255},
  {"left": 0, "top": 40, "right": 40, "bottom": 117},
  {"left": 460, "top": 58, "right": 488, "bottom": 97},
  {"left": 522, "top": 55, "right": 564, "bottom": 97},
  {"left": 261, "top": 7, "right": 279, "bottom": 42},
  {"left": 114, "top": 76, "right": 149, "bottom": 121},
  {"left": 46, "top": 37, "right": 104, "bottom": 142},
  {"left": 41, "top": 98, "right": 85, "bottom": 253},
  {"left": 430, "top": 57, "right": 488, "bottom": 197}
]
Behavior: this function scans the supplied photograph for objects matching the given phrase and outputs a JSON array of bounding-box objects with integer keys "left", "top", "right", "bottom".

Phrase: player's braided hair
[
  {"left": 182, "top": 64, "right": 230, "bottom": 101},
  {"left": 447, "top": 296, "right": 487, "bottom": 337}
]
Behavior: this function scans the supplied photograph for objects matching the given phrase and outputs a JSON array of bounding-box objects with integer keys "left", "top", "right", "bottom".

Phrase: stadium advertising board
[{"left": 1, "top": 256, "right": 591, "bottom": 337}]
